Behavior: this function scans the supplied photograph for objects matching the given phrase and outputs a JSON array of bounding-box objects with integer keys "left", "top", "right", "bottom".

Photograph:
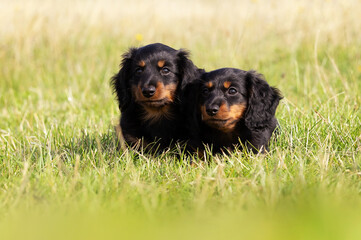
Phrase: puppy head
[
  {"left": 111, "top": 43, "right": 199, "bottom": 111},
  {"left": 199, "top": 68, "right": 282, "bottom": 132},
  {"left": 199, "top": 68, "right": 248, "bottom": 133}
]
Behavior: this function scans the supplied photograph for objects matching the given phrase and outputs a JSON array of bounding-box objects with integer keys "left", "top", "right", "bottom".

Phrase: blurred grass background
[{"left": 1, "top": 0, "right": 361, "bottom": 239}]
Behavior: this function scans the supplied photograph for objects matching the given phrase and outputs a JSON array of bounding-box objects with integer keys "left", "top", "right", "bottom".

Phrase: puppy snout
[
  {"left": 142, "top": 85, "right": 156, "bottom": 98},
  {"left": 206, "top": 105, "right": 219, "bottom": 116}
]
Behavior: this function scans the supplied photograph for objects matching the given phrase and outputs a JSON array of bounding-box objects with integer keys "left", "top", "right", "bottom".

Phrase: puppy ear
[
  {"left": 111, "top": 48, "right": 137, "bottom": 110},
  {"left": 180, "top": 78, "right": 202, "bottom": 143},
  {"left": 177, "top": 49, "right": 203, "bottom": 89},
  {"left": 244, "top": 71, "right": 283, "bottom": 129}
]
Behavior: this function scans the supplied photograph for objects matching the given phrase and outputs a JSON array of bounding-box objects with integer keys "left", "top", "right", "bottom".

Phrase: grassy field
[{"left": 1, "top": 0, "right": 361, "bottom": 239}]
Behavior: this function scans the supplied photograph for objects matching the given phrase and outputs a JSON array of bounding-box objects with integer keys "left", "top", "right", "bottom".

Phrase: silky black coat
[
  {"left": 111, "top": 43, "right": 203, "bottom": 151},
  {"left": 183, "top": 68, "right": 282, "bottom": 153}
]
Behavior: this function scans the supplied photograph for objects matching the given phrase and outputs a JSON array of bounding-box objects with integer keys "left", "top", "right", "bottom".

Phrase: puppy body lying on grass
[
  {"left": 184, "top": 68, "right": 282, "bottom": 153},
  {"left": 111, "top": 43, "right": 202, "bottom": 151}
]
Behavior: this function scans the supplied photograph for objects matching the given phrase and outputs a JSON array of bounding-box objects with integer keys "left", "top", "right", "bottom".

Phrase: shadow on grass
[{"left": 59, "top": 126, "right": 195, "bottom": 166}]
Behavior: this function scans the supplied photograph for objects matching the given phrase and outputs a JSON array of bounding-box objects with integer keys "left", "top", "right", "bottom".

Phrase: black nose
[
  {"left": 142, "top": 85, "right": 156, "bottom": 98},
  {"left": 206, "top": 106, "right": 219, "bottom": 116}
]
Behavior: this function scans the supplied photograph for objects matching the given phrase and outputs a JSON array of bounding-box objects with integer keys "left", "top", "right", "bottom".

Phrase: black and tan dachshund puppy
[
  {"left": 184, "top": 68, "right": 282, "bottom": 153},
  {"left": 111, "top": 43, "right": 202, "bottom": 151}
]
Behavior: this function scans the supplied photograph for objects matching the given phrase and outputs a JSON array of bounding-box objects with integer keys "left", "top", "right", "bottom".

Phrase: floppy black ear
[
  {"left": 244, "top": 71, "right": 282, "bottom": 129},
  {"left": 110, "top": 48, "right": 137, "bottom": 110},
  {"left": 177, "top": 49, "right": 203, "bottom": 89},
  {"left": 181, "top": 79, "right": 201, "bottom": 126},
  {"left": 180, "top": 78, "right": 203, "bottom": 147}
]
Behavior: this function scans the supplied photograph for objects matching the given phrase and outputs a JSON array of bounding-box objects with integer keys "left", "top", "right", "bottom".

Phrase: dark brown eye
[
  {"left": 228, "top": 87, "right": 237, "bottom": 95},
  {"left": 202, "top": 88, "right": 209, "bottom": 95},
  {"left": 135, "top": 68, "right": 143, "bottom": 74},
  {"left": 160, "top": 67, "right": 170, "bottom": 75}
]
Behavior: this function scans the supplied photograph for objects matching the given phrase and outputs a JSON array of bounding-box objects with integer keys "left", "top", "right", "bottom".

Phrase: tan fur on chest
[{"left": 141, "top": 105, "right": 175, "bottom": 124}]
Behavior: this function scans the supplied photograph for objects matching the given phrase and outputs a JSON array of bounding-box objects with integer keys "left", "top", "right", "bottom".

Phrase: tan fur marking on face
[
  {"left": 132, "top": 82, "right": 177, "bottom": 103},
  {"left": 144, "top": 82, "right": 177, "bottom": 102},
  {"left": 150, "top": 81, "right": 164, "bottom": 99},
  {"left": 228, "top": 103, "right": 246, "bottom": 120},
  {"left": 157, "top": 60, "right": 165, "bottom": 68},
  {"left": 138, "top": 60, "right": 145, "bottom": 67},
  {"left": 223, "top": 81, "right": 231, "bottom": 89},
  {"left": 201, "top": 102, "right": 247, "bottom": 133},
  {"left": 131, "top": 81, "right": 178, "bottom": 124},
  {"left": 219, "top": 103, "right": 246, "bottom": 132},
  {"left": 205, "top": 82, "right": 213, "bottom": 88},
  {"left": 216, "top": 103, "right": 229, "bottom": 119},
  {"left": 200, "top": 103, "right": 230, "bottom": 122},
  {"left": 163, "top": 82, "right": 177, "bottom": 101}
]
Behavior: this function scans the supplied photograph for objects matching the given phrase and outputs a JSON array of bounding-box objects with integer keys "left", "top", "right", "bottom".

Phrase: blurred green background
[{"left": 1, "top": 0, "right": 361, "bottom": 239}]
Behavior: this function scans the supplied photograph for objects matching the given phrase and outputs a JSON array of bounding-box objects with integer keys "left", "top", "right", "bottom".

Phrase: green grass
[{"left": 1, "top": 0, "right": 361, "bottom": 239}]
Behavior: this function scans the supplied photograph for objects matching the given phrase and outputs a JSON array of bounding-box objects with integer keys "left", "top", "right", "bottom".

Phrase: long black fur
[
  {"left": 184, "top": 68, "right": 282, "bottom": 153},
  {"left": 111, "top": 43, "right": 202, "bottom": 151}
]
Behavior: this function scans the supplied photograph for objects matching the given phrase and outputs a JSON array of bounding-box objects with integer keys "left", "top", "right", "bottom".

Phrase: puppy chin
[
  {"left": 138, "top": 98, "right": 172, "bottom": 108},
  {"left": 205, "top": 119, "right": 228, "bottom": 129},
  {"left": 204, "top": 118, "right": 239, "bottom": 133}
]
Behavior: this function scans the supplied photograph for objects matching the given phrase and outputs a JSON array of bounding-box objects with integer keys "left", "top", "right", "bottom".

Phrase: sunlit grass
[{"left": 1, "top": 0, "right": 361, "bottom": 239}]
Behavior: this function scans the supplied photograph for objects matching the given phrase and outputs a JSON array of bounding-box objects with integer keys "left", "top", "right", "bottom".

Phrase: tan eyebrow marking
[
  {"left": 205, "top": 82, "right": 213, "bottom": 88},
  {"left": 157, "top": 60, "right": 165, "bottom": 68},
  {"left": 138, "top": 60, "right": 145, "bottom": 67},
  {"left": 223, "top": 81, "right": 231, "bottom": 89}
]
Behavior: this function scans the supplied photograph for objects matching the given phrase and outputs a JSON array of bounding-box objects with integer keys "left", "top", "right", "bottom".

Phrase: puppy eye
[
  {"left": 135, "top": 68, "right": 143, "bottom": 74},
  {"left": 160, "top": 67, "right": 170, "bottom": 75},
  {"left": 202, "top": 88, "right": 209, "bottom": 95},
  {"left": 228, "top": 87, "right": 237, "bottom": 95}
]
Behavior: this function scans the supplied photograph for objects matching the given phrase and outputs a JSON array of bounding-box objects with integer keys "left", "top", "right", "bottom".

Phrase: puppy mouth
[
  {"left": 204, "top": 117, "right": 239, "bottom": 131},
  {"left": 139, "top": 98, "right": 171, "bottom": 107},
  {"left": 206, "top": 118, "right": 231, "bottom": 124},
  {"left": 203, "top": 117, "right": 231, "bottom": 127}
]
